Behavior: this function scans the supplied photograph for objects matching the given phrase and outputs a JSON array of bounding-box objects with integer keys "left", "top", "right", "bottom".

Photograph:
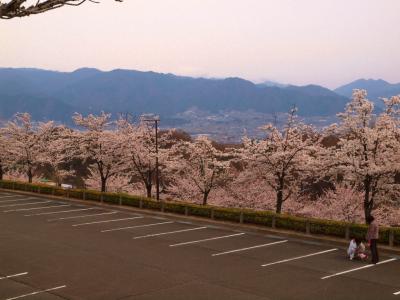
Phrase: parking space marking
[
  {"left": 0, "top": 272, "right": 28, "bottom": 280},
  {"left": 394, "top": 291, "right": 400, "bottom": 295},
  {"left": 0, "top": 196, "right": 35, "bottom": 203},
  {"left": 261, "top": 248, "right": 338, "bottom": 267},
  {"left": 5, "top": 285, "right": 67, "bottom": 300},
  {"left": 170, "top": 233, "right": 245, "bottom": 247},
  {"left": 48, "top": 211, "right": 117, "bottom": 221},
  {"left": 321, "top": 258, "right": 397, "bottom": 279},
  {"left": 152, "top": 216, "right": 168, "bottom": 220},
  {"left": 101, "top": 221, "right": 174, "bottom": 233},
  {"left": 73, "top": 216, "right": 143, "bottom": 227},
  {"left": 25, "top": 207, "right": 96, "bottom": 216},
  {"left": 0, "top": 195, "right": 19, "bottom": 199},
  {"left": 4, "top": 204, "right": 70, "bottom": 213},
  {"left": 133, "top": 226, "right": 208, "bottom": 240},
  {"left": 0, "top": 198, "right": 36, "bottom": 204},
  {"left": 212, "top": 240, "right": 288, "bottom": 257},
  {"left": 0, "top": 200, "right": 51, "bottom": 208}
]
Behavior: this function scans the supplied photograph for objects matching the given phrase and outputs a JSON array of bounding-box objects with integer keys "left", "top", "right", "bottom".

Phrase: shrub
[
  {"left": 348, "top": 223, "right": 368, "bottom": 241},
  {"left": 141, "top": 197, "right": 162, "bottom": 210},
  {"left": 84, "top": 190, "right": 101, "bottom": 201},
  {"left": 69, "top": 189, "right": 84, "bottom": 200},
  {"left": 310, "top": 219, "right": 347, "bottom": 238},
  {"left": 394, "top": 228, "right": 400, "bottom": 246},
  {"left": 121, "top": 194, "right": 141, "bottom": 208},
  {"left": 52, "top": 187, "right": 66, "bottom": 197},
  {"left": 163, "top": 202, "right": 187, "bottom": 215},
  {"left": 102, "top": 192, "right": 120, "bottom": 204},
  {"left": 213, "top": 207, "right": 241, "bottom": 222},
  {"left": 187, "top": 204, "right": 212, "bottom": 218},
  {"left": 243, "top": 210, "right": 275, "bottom": 227},
  {"left": 275, "top": 214, "right": 307, "bottom": 232}
]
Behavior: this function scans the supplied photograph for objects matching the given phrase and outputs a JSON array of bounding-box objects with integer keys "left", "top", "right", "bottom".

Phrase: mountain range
[
  {"left": 334, "top": 79, "right": 400, "bottom": 108},
  {"left": 0, "top": 68, "right": 399, "bottom": 129},
  {"left": 0, "top": 68, "right": 350, "bottom": 124}
]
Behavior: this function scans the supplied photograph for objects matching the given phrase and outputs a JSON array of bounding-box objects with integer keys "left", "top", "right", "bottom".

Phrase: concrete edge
[{"left": 2, "top": 188, "right": 400, "bottom": 257}]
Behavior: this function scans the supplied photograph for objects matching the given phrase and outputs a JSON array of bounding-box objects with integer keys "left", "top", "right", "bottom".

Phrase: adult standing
[{"left": 366, "top": 215, "right": 379, "bottom": 264}]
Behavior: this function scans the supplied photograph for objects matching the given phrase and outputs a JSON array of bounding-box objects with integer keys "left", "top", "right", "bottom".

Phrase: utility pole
[
  {"left": 155, "top": 118, "right": 160, "bottom": 201},
  {"left": 142, "top": 115, "right": 160, "bottom": 201}
]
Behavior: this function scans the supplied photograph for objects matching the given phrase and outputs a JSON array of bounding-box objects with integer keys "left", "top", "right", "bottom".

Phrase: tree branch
[{"left": 0, "top": 0, "right": 120, "bottom": 19}]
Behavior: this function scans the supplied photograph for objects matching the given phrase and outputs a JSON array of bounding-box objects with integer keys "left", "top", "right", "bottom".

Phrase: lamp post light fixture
[{"left": 141, "top": 114, "right": 160, "bottom": 201}]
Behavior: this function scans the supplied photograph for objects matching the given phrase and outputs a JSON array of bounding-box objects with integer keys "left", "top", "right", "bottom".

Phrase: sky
[{"left": 1, "top": 0, "right": 400, "bottom": 89}]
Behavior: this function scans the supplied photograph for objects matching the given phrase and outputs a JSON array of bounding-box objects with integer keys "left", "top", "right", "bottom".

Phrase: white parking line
[
  {"left": 212, "top": 240, "right": 288, "bottom": 257},
  {"left": 394, "top": 291, "right": 400, "bottom": 295},
  {"left": 261, "top": 248, "right": 338, "bottom": 267},
  {"left": 25, "top": 207, "right": 96, "bottom": 216},
  {"left": 133, "top": 226, "right": 208, "bottom": 239},
  {"left": 0, "top": 195, "right": 33, "bottom": 203},
  {"left": 321, "top": 258, "right": 398, "bottom": 279},
  {"left": 5, "top": 285, "right": 66, "bottom": 300},
  {"left": 0, "top": 201, "right": 50, "bottom": 208},
  {"left": 101, "top": 221, "right": 174, "bottom": 233},
  {"left": 0, "top": 195, "right": 18, "bottom": 199},
  {"left": 0, "top": 198, "right": 36, "bottom": 204},
  {"left": 73, "top": 216, "right": 143, "bottom": 227},
  {"left": 170, "top": 233, "right": 245, "bottom": 247},
  {"left": 0, "top": 272, "right": 28, "bottom": 280},
  {"left": 48, "top": 211, "right": 117, "bottom": 221},
  {"left": 4, "top": 204, "right": 70, "bottom": 213}
]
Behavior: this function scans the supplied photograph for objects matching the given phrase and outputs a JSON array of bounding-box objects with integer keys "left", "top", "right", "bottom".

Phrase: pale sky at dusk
[{"left": 1, "top": 0, "right": 399, "bottom": 89}]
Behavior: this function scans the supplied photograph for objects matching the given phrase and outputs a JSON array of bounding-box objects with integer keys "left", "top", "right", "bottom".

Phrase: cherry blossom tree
[
  {"left": 0, "top": 130, "right": 9, "bottom": 180},
  {"left": 242, "top": 108, "right": 320, "bottom": 214},
  {"left": 4, "top": 113, "right": 56, "bottom": 183},
  {"left": 297, "top": 184, "right": 364, "bottom": 223},
  {"left": 166, "top": 135, "right": 232, "bottom": 205},
  {"left": 325, "top": 90, "right": 400, "bottom": 222},
  {"left": 38, "top": 125, "right": 76, "bottom": 186},
  {"left": 0, "top": 0, "right": 122, "bottom": 19},
  {"left": 218, "top": 168, "right": 277, "bottom": 210},
  {"left": 117, "top": 117, "right": 164, "bottom": 198},
  {"left": 73, "top": 112, "right": 124, "bottom": 192}
]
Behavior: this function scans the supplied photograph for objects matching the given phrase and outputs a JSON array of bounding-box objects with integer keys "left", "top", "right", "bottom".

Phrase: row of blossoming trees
[{"left": 1, "top": 90, "right": 400, "bottom": 224}]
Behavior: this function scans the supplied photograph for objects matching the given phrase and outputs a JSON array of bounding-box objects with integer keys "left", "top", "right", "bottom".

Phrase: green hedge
[
  {"left": 141, "top": 198, "right": 162, "bottom": 210},
  {"left": 187, "top": 204, "right": 212, "bottom": 218},
  {"left": 310, "top": 219, "right": 347, "bottom": 238},
  {"left": 163, "top": 202, "right": 187, "bottom": 214},
  {"left": 1, "top": 179, "right": 399, "bottom": 248},
  {"left": 102, "top": 193, "right": 119, "bottom": 205},
  {"left": 394, "top": 229, "right": 400, "bottom": 246},
  {"left": 243, "top": 210, "right": 275, "bottom": 227},
  {"left": 213, "top": 207, "right": 241, "bottom": 222},
  {"left": 121, "top": 194, "right": 141, "bottom": 208},
  {"left": 275, "top": 214, "right": 307, "bottom": 232}
]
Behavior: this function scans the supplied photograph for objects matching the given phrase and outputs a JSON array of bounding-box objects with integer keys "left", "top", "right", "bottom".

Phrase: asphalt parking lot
[{"left": 0, "top": 190, "right": 399, "bottom": 300}]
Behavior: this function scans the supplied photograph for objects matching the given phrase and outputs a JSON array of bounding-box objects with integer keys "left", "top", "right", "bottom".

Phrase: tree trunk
[
  {"left": 202, "top": 191, "right": 210, "bottom": 206},
  {"left": 145, "top": 183, "right": 152, "bottom": 198},
  {"left": 276, "top": 189, "right": 283, "bottom": 214},
  {"left": 0, "top": 164, "right": 3, "bottom": 181},
  {"left": 275, "top": 176, "right": 284, "bottom": 214},
  {"left": 145, "top": 170, "right": 152, "bottom": 198},
  {"left": 363, "top": 176, "right": 372, "bottom": 223},
  {"left": 101, "top": 177, "right": 107, "bottom": 193},
  {"left": 27, "top": 168, "right": 33, "bottom": 183}
]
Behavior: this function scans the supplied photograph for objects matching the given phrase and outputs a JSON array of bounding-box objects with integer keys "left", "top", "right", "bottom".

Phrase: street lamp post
[{"left": 141, "top": 115, "right": 160, "bottom": 201}]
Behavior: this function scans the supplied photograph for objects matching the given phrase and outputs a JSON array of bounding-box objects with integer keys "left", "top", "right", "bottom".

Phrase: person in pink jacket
[{"left": 366, "top": 215, "right": 379, "bottom": 264}]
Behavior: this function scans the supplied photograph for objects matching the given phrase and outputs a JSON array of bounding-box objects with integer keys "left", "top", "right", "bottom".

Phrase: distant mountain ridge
[
  {"left": 0, "top": 67, "right": 350, "bottom": 124},
  {"left": 335, "top": 79, "right": 400, "bottom": 107}
]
